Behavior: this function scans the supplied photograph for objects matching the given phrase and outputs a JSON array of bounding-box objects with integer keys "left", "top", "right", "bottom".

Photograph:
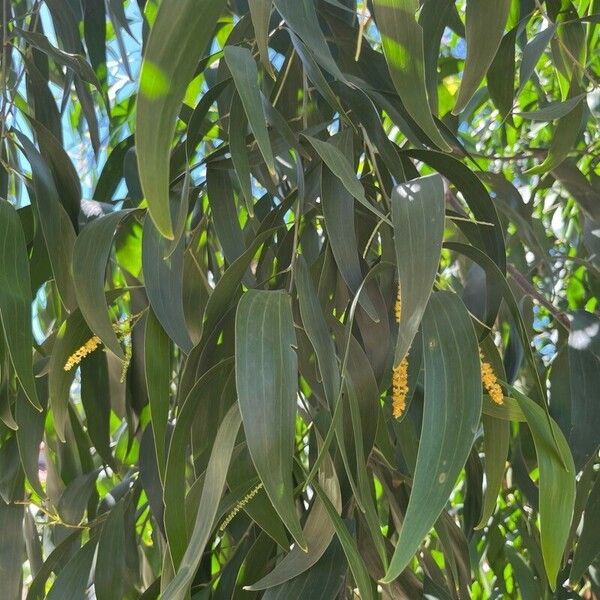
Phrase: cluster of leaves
[{"left": 0, "top": 0, "right": 599, "bottom": 598}]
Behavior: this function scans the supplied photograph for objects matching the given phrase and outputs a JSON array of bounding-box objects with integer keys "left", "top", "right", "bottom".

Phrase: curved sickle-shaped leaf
[
  {"left": 273, "top": 0, "right": 344, "bottom": 81},
  {"left": 321, "top": 166, "right": 379, "bottom": 322},
  {"left": 224, "top": 46, "right": 276, "bottom": 178},
  {"left": 15, "top": 132, "right": 77, "bottom": 311},
  {"left": 246, "top": 430, "right": 341, "bottom": 590},
  {"left": 453, "top": 0, "right": 511, "bottom": 114},
  {"left": 235, "top": 289, "right": 306, "bottom": 550},
  {"left": 383, "top": 291, "right": 482, "bottom": 582},
  {"left": 163, "top": 359, "right": 234, "bottom": 570},
  {"left": 392, "top": 174, "right": 445, "bottom": 364},
  {"left": 567, "top": 310, "right": 600, "bottom": 469},
  {"left": 46, "top": 539, "right": 97, "bottom": 600},
  {"left": 511, "top": 386, "right": 576, "bottom": 589},
  {"left": 249, "top": 0, "right": 273, "bottom": 77},
  {"left": 524, "top": 97, "right": 585, "bottom": 175},
  {"left": 570, "top": 473, "right": 600, "bottom": 583},
  {"left": 0, "top": 502, "right": 25, "bottom": 599},
  {"left": 73, "top": 210, "right": 137, "bottom": 359},
  {"left": 144, "top": 308, "right": 171, "bottom": 480},
  {"left": 372, "top": 0, "right": 450, "bottom": 151},
  {"left": 161, "top": 403, "right": 242, "bottom": 600},
  {"left": 261, "top": 537, "right": 347, "bottom": 600},
  {"left": 0, "top": 200, "right": 40, "bottom": 409},
  {"left": 295, "top": 256, "right": 340, "bottom": 408},
  {"left": 313, "top": 481, "right": 375, "bottom": 600},
  {"left": 142, "top": 214, "right": 193, "bottom": 353},
  {"left": 136, "top": 0, "right": 226, "bottom": 238}
]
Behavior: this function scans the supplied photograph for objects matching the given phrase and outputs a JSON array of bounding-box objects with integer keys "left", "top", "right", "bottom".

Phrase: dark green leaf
[
  {"left": 235, "top": 290, "right": 306, "bottom": 549},
  {"left": 383, "top": 291, "right": 482, "bottom": 582},
  {"left": 136, "top": 0, "right": 227, "bottom": 238}
]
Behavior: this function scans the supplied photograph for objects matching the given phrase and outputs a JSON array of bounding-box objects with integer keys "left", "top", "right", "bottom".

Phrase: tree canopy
[{"left": 0, "top": 0, "right": 599, "bottom": 598}]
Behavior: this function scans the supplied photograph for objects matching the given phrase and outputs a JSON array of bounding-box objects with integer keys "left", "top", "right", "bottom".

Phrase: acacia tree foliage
[{"left": 0, "top": 0, "right": 599, "bottom": 597}]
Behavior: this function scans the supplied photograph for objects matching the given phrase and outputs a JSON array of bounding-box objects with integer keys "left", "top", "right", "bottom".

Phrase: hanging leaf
[
  {"left": 0, "top": 200, "right": 40, "bottom": 409},
  {"left": 384, "top": 291, "right": 482, "bottom": 582},
  {"left": 136, "top": 0, "right": 227, "bottom": 238},
  {"left": 453, "top": 0, "right": 511, "bottom": 114},
  {"left": 235, "top": 289, "right": 306, "bottom": 550},
  {"left": 392, "top": 174, "right": 445, "bottom": 364},
  {"left": 372, "top": 0, "right": 450, "bottom": 151}
]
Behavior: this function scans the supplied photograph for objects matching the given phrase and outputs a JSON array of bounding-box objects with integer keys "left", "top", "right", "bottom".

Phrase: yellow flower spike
[
  {"left": 480, "top": 352, "right": 504, "bottom": 405},
  {"left": 392, "top": 355, "right": 409, "bottom": 418},
  {"left": 395, "top": 284, "right": 402, "bottom": 323},
  {"left": 219, "top": 482, "right": 264, "bottom": 532},
  {"left": 63, "top": 336, "right": 102, "bottom": 371}
]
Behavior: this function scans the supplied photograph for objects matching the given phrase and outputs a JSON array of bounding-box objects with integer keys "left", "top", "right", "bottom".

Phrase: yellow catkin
[
  {"left": 392, "top": 356, "right": 409, "bottom": 418},
  {"left": 395, "top": 284, "right": 402, "bottom": 323},
  {"left": 480, "top": 353, "right": 504, "bottom": 405},
  {"left": 219, "top": 482, "right": 264, "bottom": 532},
  {"left": 64, "top": 336, "right": 102, "bottom": 371}
]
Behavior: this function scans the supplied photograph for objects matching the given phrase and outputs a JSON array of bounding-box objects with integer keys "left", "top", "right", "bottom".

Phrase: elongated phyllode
[{"left": 480, "top": 353, "right": 504, "bottom": 404}]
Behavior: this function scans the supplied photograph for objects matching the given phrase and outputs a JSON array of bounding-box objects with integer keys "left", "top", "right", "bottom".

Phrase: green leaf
[
  {"left": 15, "top": 28, "right": 101, "bottom": 89},
  {"left": 453, "top": 0, "right": 511, "bottom": 114},
  {"left": 136, "top": 0, "right": 227, "bottom": 238},
  {"left": 487, "top": 29, "right": 517, "bottom": 119},
  {"left": 15, "top": 385, "right": 46, "bottom": 496},
  {"left": 517, "top": 94, "right": 586, "bottom": 121},
  {"left": 391, "top": 174, "right": 445, "bottom": 364},
  {"left": 567, "top": 310, "right": 600, "bottom": 469},
  {"left": 206, "top": 167, "right": 246, "bottom": 265},
  {"left": 511, "top": 386, "right": 576, "bottom": 589},
  {"left": 295, "top": 256, "right": 340, "bottom": 408},
  {"left": 518, "top": 24, "right": 556, "bottom": 95},
  {"left": 73, "top": 210, "right": 136, "bottom": 360},
  {"left": 228, "top": 93, "right": 254, "bottom": 215},
  {"left": 249, "top": 0, "right": 273, "bottom": 77},
  {"left": 224, "top": 45, "right": 276, "bottom": 178},
  {"left": 0, "top": 199, "right": 40, "bottom": 409},
  {"left": 272, "top": 0, "right": 344, "bottom": 81},
  {"left": 261, "top": 537, "right": 347, "bottom": 600},
  {"left": 144, "top": 308, "right": 171, "bottom": 480},
  {"left": 163, "top": 359, "right": 234, "bottom": 569},
  {"left": 235, "top": 289, "right": 306, "bottom": 550},
  {"left": 524, "top": 97, "right": 585, "bottom": 175},
  {"left": 142, "top": 214, "right": 193, "bottom": 353},
  {"left": 46, "top": 540, "right": 97, "bottom": 600},
  {"left": 79, "top": 351, "right": 112, "bottom": 466},
  {"left": 304, "top": 135, "right": 391, "bottom": 226},
  {"left": 161, "top": 403, "right": 242, "bottom": 600},
  {"left": 15, "top": 132, "right": 77, "bottom": 311},
  {"left": 95, "top": 502, "right": 126, "bottom": 600},
  {"left": 246, "top": 430, "right": 341, "bottom": 590},
  {"left": 0, "top": 502, "right": 24, "bottom": 599},
  {"left": 313, "top": 482, "right": 375, "bottom": 600},
  {"left": 383, "top": 291, "right": 482, "bottom": 582},
  {"left": 200, "top": 228, "right": 275, "bottom": 342},
  {"left": 321, "top": 165, "right": 379, "bottom": 321},
  {"left": 372, "top": 0, "right": 450, "bottom": 151},
  {"left": 570, "top": 473, "right": 600, "bottom": 582}
]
